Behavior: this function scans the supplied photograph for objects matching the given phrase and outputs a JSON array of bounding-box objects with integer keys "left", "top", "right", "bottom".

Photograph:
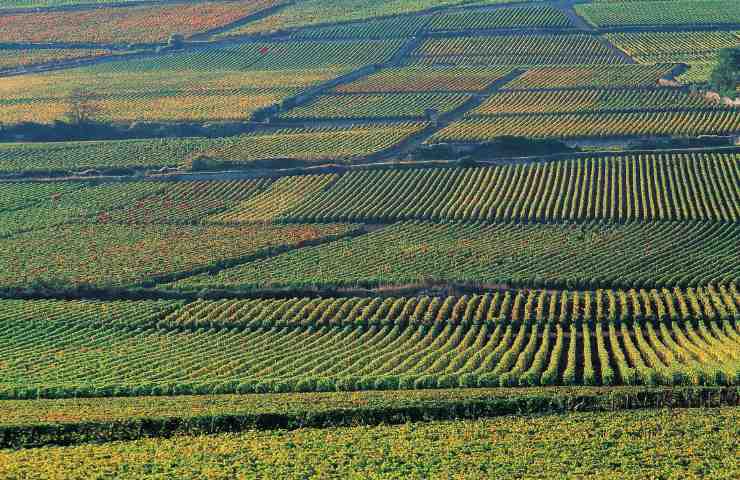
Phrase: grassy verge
[{"left": 1, "top": 386, "right": 737, "bottom": 449}]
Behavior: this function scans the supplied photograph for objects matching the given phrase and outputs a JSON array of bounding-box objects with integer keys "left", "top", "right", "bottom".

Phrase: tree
[
  {"left": 65, "top": 88, "right": 100, "bottom": 125},
  {"left": 710, "top": 47, "right": 739, "bottom": 98}
]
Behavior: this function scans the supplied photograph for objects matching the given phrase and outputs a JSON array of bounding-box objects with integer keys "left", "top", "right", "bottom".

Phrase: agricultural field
[
  {"left": 606, "top": 31, "right": 739, "bottom": 84},
  {"left": 209, "top": 174, "right": 339, "bottom": 223},
  {"left": 1, "top": 0, "right": 739, "bottom": 475},
  {"left": 283, "top": 152, "right": 740, "bottom": 223},
  {"left": 0, "top": 40, "right": 402, "bottom": 124},
  {"left": 409, "top": 33, "right": 626, "bottom": 65},
  {"left": 0, "top": 0, "right": 283, "bottom": 44},
  {"left": 435, "top": 109, "right": 740, "bottom": 141},
  {"left": 576, "top": 1, "right": 740, "bottom": 28},
  {"left": 427, "top": 6, "right": 573, "bottom": 31},
  {"left": 1, "top": 408, "right": 737, "bottom": 479},
  {"left": 107, "top": 179, "right": 274, "bottom": 225},
  {"left": 503, "top": 64, "right": 676, "bottom": 89},
  {"left": 472, "top": 88, "right": 716, "bottom": 115},
  {"left": 0, "top": 48, "right": 111, "bottom": 70},
  {"left": 0, "top": 0, "right": 144, "bottom": 7},
  {"left": 0, "top": 222, "right": 359, "bottom": 288},
  {"left": 0, "top": 286, "right": 738, "bottom": 397},
  {"left": 0, "top": 137, "right": 211, "bottom": 173},
  {"left": 0, "top": 181, "right": 164, "bottom": 237},
  {"left": 278, "top": 92, "right": 472, "bottom": 120},
  {"left": 171, "top": 221, "right": 739, "bottom": 291},
  {"left": 189, "top": 122, "right": 429, "bottom": 167},
  {"left": 215, "top": 0, "right": 518, "bottom": 37},
  {"left": 335, "top": 65, "right": 515, "bottom": 93}
]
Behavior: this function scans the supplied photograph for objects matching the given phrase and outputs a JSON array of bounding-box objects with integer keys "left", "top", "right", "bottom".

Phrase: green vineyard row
[
  {"left": 0, "top": 285, "right": 738, "bottom": 399},
  {"left": 433, "top": 110, "right": 740, "bottom": 142},
  {"left": 277, "top": 153, "right": 739, "bottom": 223}
]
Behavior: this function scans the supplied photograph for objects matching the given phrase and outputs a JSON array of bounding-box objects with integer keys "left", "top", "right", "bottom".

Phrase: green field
[
  {"left": 1, "top": 408, "right": 737, "bottom": 479},
  {"left": 1, "top": 288, "right": 738, "bottom": 399},
  {"left": 577, "top": 1, "right": 740, "bottom": 28},
  {"left": 173, "top": 220, "right": 738, "bottom": 291},
  {"left": 1, "top": 0, "right": 739, "bottom": 475},
  {"left": 280, "top": 153, "right": 740, "bottom": 223}
]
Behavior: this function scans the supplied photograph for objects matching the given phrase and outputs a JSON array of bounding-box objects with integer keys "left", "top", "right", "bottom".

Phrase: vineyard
[
  {"left": 472, "top": 88, "right": 715, "bottom": 115},
  {"left": 0, "top": 137, "right": 210, "bottom": 173},
  {"left": 0, "top": 286, "right": 738, "bottom": 398},
  {"left": 0, "top": 0, "right": 282, "bottom": 44},
  {"left": 1, "top": 0, "right": 738, "bottom": 474},
  {"left": 335, "top": 65, "right": 515, "bottom": 93},
  {"left": 0, "top": 40, "right": 402, "bottom": 124},
  {"left": 0, "top": 222, "right": 359, "bottom": 288},
  {"left": 409, "top": 34, "right": 625, "bottom": 65},
  {"left": 576, "top": 1, "right": 740, "bottom": 28},
  {"left": 107, "top": 179, "right": 274, "bottom": 225},
  {"left": 434, "top": 110, "right": 740, "bottom": 141},
  {"left": 214, "top": 0, "right": 517, "bottom": 37},
  {"left": 172, "top": 221, "right": 739, "bottom": 291},
  {"left": 0, "top": 48, "right": 111, "bottom": 70},
  {"left": 606, "top": 31, "right": 739, "bottom": 84},
  {"left": 502, "top": 64, "right": 675, "bottom": 89},
  {"left": 280, "top": 152, "right": 740, "bottom": 223},
  {"left": 0, "top": 182, "right": 163, "bottom": 237},
  {"left": 189, "top": 122, "right": 429, "bottom": 167},
  {"left": 0, "top": 409, "right": 733, "bottom": 478},
  {"left": 278, "top": 93, "right": 472, "bottom": 120}
]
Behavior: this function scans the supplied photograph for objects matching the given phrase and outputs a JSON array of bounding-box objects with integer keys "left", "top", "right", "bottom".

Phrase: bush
[
  {"left": 315, "top": 378, "right": 336, "bottom": 392},
  {"left": 458, "top": 373, "right": 479, "bottom": 388},
  {"left": 477, "top": 373, "right": 499, "bottom": 388},
  {"left": 398, "top": 375, "right": 418, "bottom": 390},
  {"left": 374, "top": 376, "right": 400, "bottom": 391},
  {"left": 436, "top": 374, "right": 459, "bottom": 389},
  {"left": 295, "top": 378, "right": 317, "bottom": 393},
  {"left": 335, "top": 377, "right": 359, "bottom": 392},
  {"left": 413, "top": 375, "right": 438, "bottom": 390},
  {"left": 236, "top": 381, "right": 257, "bottom": 394}
]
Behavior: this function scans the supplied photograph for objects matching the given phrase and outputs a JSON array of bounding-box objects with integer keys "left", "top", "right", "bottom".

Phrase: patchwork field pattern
[
  {"left": 0, "top": 0, "right": 738, "bottom": 472},
  {"left": 0, "top": 40, "right": 402, "bottom": 124}
]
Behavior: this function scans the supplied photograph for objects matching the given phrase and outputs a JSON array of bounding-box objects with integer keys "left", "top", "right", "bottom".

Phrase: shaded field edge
[{"left": 1, "top": 386, "right": 737, "bottom": 450}]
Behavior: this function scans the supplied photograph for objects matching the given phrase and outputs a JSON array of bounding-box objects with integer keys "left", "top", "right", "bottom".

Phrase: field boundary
[{"left": 0, "top": 386, "right": 736, "bottom": 449}]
